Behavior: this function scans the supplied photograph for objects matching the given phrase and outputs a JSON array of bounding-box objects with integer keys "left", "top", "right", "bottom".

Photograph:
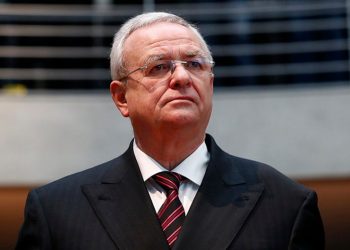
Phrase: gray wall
[{"left": 1, "top": 86, "right": 349, "bottom": 185}]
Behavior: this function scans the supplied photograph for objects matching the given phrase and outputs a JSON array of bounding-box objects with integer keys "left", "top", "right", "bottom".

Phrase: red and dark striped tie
[{"left": 153, "top": 172, "right": 185, "bottom": 248}]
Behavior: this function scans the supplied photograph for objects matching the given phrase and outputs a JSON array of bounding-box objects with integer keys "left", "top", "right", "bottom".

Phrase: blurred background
[{"left": 0, "top": 0, "right": 349, "bottom": 249}]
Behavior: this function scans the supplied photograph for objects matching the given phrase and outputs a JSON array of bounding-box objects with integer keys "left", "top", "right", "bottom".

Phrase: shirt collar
[{"left": 133, "top": 140, "right": 209, "bottom": 186}]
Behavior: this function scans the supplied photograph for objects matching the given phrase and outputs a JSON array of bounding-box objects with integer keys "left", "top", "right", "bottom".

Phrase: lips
[{"left": 165, "top": 95, "right": 196, "bottom": 104}]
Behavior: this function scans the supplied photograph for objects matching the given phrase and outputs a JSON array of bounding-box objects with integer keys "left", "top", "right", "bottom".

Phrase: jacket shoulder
[
  {"left": 33, "top": 153, "right": 128, "bottom": 198},
  {"left": 231, "top": 154, "right": 313, "bottom": 196},
  {"left": 206, "top": 134, "right": 311, "bottom": 195}
]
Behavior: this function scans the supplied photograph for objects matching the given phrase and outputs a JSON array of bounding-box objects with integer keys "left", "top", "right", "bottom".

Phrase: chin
[{"left": 163, "top": 113, "right": 200, "bottom": 126}]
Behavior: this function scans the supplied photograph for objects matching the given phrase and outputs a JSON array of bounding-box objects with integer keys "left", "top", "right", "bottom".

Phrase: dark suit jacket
[{"left": 16, "top": 135, "right": 324, "bottom": 250}]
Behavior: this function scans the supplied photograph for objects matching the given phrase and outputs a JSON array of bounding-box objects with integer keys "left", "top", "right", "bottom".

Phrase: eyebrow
[
  {"left": 143, "top": 54, "right": 165, "bottom": 65},
  {"left": 184, "top": 50, "right": 202, "bottom": 57},
  {"left": 142, "top": 50, "right": 205, "bottom": 65}
]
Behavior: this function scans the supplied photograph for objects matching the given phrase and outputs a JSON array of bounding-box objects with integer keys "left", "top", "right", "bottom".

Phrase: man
[{"left": 16, "top": 12, "right": 324, "bottom": 249}]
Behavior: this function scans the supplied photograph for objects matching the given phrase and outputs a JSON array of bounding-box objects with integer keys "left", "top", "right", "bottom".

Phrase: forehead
[{"left": 123, "top": 22, "right": 204, "bottom": 63}]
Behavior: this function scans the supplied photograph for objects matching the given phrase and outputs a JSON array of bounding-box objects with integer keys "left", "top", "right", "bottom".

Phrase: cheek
[
  {"left": 126, "top": 90, "right": 160, "bottom": 117},
  {"left": 196, "top": 81, "right": 213, "bottom": 104}
]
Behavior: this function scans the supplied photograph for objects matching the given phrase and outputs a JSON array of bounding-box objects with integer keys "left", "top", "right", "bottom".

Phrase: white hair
[{"left": 109, "top": 12, "right": 213, "bottom": 80}]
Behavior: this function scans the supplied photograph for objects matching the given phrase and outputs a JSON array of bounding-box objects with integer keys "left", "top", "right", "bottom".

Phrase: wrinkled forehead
[
  {"left": 142, "top": 46, "right": 206, "bottom": 63},
  {"left": 123, "top": 22, "right": 207, "bottom": 63}
]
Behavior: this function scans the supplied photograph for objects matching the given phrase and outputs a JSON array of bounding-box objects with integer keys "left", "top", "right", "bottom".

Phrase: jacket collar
[
  {"left": 83, "top": 135, "right": 264, "bottom": 249},
  {"left": 174, "top": 134, "right": 264, "bottom": 249}
]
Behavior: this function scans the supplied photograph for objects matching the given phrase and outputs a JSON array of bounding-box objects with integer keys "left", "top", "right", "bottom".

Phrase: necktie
[{"left": 153, "top": 172, "right": 185, "bottom": 248}]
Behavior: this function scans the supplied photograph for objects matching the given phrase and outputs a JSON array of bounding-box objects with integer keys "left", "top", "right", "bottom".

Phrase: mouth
[{"left": 165, "top": 96, "right": 195, "bottom": 104}]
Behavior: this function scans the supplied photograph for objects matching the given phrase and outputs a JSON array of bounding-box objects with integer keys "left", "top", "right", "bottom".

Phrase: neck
[{"left": 134, "top": 129, "right": 206, "bottom": 170}]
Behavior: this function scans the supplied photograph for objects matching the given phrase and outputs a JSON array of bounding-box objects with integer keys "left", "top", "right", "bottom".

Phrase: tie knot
[{"left": 153, "top": 172, "right": 184, "bottom": 192}]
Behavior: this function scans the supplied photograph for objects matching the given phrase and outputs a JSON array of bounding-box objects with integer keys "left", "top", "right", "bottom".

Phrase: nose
[{"left": 168, "top": 62, "right": 192, "bottom": 89}]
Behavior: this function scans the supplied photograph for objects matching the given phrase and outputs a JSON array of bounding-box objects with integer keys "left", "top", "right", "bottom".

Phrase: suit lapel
[
  {"left": 81, "top": 135, "right": 264, "bottom": 249},
  {"left": 82, "top": 144, "right": 168, "bottom": 249},
  {"left": 174, "top": 135, "right": 265, "bottom": 250}
]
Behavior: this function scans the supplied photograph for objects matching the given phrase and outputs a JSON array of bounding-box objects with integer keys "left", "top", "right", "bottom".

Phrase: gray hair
[{"left": 109, "top": 12, "right": 212, "bottom": 81}]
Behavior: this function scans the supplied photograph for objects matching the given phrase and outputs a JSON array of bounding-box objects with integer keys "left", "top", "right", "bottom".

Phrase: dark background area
[{"left": 1, "top": 0, "right": 349, "bottom": 89}]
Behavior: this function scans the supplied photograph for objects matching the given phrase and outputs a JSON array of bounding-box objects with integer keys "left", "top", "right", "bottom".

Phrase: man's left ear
[{"left": 110, "top": 80, "right": 129, "bottom": 117}]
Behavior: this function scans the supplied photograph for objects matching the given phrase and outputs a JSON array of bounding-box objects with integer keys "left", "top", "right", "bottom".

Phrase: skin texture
[{"left": 110, "top": 22, "right": 214, "bottom": 169}]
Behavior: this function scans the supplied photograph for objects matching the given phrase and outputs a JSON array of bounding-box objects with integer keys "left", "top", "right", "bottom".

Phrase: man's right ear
[{"left": 110, "top": 80, "right": 129, "bottom": 117}]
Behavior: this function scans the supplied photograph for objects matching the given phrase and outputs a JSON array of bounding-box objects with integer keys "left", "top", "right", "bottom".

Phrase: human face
[{"left": 110, "top": 22, "right": 214, "bottom": 135}]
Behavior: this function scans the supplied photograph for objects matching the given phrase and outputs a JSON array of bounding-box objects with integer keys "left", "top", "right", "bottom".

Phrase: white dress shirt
[{"left": 133, "top": 141, "right": 209, "bottom": 214}]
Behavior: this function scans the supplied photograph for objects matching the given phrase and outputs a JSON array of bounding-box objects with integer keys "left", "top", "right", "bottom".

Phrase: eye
[
  {"left": 186, "top": 59, "right": 203, "bottom": 70},
  {"left": 146, "top": 61, "right": 171, "bottom": 77}
]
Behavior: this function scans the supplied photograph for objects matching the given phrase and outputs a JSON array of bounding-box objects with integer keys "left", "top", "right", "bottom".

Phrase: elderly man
[{"left": 16, "top": 12, "right": 324, "bottom": 249}]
